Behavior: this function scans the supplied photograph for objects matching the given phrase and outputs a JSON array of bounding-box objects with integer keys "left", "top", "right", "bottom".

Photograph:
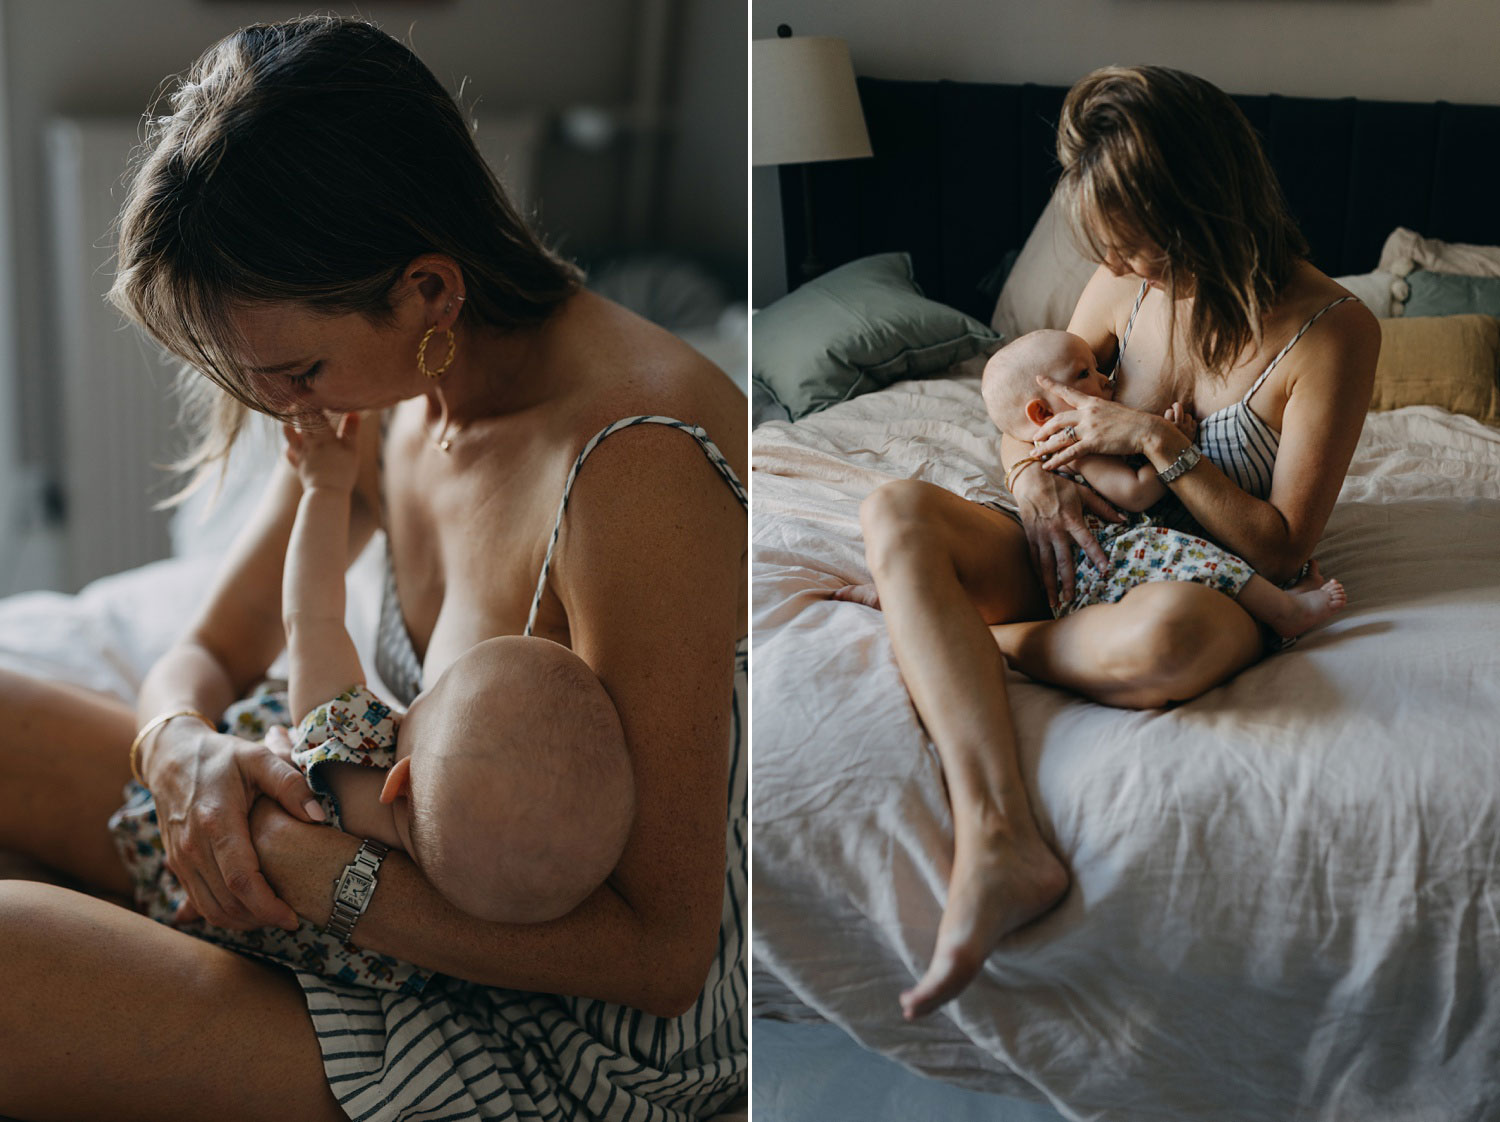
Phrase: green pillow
[
  {"left": 1403, "top": 269, "right": 1500, "bottom": 317},
  {"left": 752, "top": 252, "right": 999, "bottom": 420}
]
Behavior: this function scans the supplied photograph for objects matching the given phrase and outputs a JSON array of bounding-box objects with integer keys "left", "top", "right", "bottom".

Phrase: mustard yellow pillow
[{"left": 1373, "top": 315, "right": 1500, "bottom": 425}]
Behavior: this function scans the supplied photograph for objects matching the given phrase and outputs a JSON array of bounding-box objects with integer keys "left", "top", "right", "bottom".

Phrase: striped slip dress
[{"left": 301, "top": 414, "right": 747, "bottom": 1122}]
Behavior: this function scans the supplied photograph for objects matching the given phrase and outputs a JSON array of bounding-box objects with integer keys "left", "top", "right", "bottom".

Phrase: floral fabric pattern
[{"left": 1058, "top": 514, "right": 1255, "bottom": 618}]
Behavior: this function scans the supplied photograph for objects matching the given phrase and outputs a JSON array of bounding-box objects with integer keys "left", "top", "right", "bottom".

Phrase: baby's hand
[
  {"left": 1164, "top": 402, "right": 1198, "bottom": 442},
  {"left": 284, "top": 412, "right": 361, "bottom": 491}
]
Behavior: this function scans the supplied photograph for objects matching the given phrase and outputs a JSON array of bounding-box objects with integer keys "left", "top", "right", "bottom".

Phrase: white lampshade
[{"left": 752, "top": 36, "right": 873, "bottom": 167}]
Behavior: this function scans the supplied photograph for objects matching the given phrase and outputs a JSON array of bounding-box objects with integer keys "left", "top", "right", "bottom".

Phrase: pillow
[
  {"left": 752, "top": 253, "right": 998, "bottom": 421},
  {"left": 1377, "top": 227, "right": 1500, "bottom": 279},
  {"left": 1400, "top": 269, "right": 1500, "bottom": 319},
  {"left": 1371, "top": 314, "right": 1500, "bottom": 425},
  {"left": 990, "top": 190, "right": 1098, "bottom": 338}
]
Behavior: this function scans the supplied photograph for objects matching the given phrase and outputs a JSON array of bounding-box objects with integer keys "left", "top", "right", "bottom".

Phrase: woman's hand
[
  {"left": 1033, "top": 378, "right": 1178, "bottom": 471},
  {"left": 1008, "top": 459, "right": 1122, "bottom": 610},
  {"left": 145, "top": 717, "right": 324, "bottom": 932}
]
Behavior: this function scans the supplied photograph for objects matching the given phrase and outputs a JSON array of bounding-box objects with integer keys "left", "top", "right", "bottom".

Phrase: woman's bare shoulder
[
  {"left": 1274, "top": 263, "right": 1380, "bottom": 401},
  {"left": 555, "top": 291, "right": 747, "bottom": 472}
]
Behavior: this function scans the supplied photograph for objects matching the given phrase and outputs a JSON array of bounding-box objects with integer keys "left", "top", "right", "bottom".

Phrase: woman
[
  {"left": 0, "top": 17, "right": 745, "bottom": 1122},
  {"left": 852, "top": 66, "right": 1379, "bottom": 1019}
]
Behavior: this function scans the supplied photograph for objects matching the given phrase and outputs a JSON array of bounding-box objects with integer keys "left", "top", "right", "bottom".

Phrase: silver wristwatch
[
  {"left": 1157, "top": 443, "right": 1202, "bottom": 486},
  {"left": 325, "top": 839, "right": 390, "bottom": 945}
]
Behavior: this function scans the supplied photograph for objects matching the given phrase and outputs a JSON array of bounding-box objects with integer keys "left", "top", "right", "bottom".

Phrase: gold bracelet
[
  {"left": 1005, "top": 454, "right": 1045, "bottom": 493},
  {"left": 129, "top": 709, "right": 213, "bottom": 787}
]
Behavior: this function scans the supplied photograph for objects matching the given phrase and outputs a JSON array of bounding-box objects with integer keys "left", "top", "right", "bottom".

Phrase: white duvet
[{"left": 751, "top": 375, "right": 1500, "bottom": 1121}]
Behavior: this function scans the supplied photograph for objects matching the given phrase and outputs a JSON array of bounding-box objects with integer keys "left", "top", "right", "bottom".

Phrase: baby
[
  {"left": 980, "top": 329, "right": 1345, "bottom": 638},
  {"left": 112, "top": 412, "right": 633, "bottom": 989}
]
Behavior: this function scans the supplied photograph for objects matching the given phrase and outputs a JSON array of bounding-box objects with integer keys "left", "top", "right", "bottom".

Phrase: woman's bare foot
[
  {"left": 1249, "top": 560, "right": 1346, "bottom": 639},
  {"left": 831, "top": 582, "right": 881, "bottom": 609},
  {"left": 899, "top": 825, "right": 1069, "bottom": 1020}
]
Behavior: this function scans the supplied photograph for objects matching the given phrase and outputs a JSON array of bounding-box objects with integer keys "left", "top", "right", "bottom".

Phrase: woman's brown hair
[
  {"left": 109, "top": 15, "right": 581, "bottom": 495},
  {"left": 1055, "top": 65, "right": 1308, "bottom": 377}
]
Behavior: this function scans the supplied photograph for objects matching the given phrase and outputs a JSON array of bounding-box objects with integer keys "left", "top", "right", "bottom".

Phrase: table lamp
[{"left": 752, "top": 27, "right": 873, "bottom": 280}]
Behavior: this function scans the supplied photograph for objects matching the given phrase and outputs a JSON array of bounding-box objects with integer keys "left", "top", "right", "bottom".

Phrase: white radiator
[{"left": 47, "top": 118, "right": 176, "bottom": 592}]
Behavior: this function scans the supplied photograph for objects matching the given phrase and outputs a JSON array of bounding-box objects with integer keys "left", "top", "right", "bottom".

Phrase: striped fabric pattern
[
  {"left": 1114, "top": 282, "right": 1355, "bottom": 533},
  {"left": 1195, "top": 295, "right": 1356, "bottom": 500},
  {"left": 331, "top": 415, "right": 748, "bottom": 1120}
]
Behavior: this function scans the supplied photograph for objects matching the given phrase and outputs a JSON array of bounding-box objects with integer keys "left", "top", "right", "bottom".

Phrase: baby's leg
[{"left": 1236, "top": 560, "right": 1346, "bottom": 639}]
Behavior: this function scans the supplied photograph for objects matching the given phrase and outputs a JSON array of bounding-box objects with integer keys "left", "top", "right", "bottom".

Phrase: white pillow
[
  {"left": 989, "top": 189, "right": 1098, "bottom": 339},
  {"left": 1377, "top": 226, "right": 1500, "bottom": 280}
]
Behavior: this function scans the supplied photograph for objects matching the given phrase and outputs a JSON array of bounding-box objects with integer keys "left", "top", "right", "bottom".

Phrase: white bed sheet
[
  {"left": 751, "top": 376, "right": 1500, "bottom": 1121},
  {"left": 0, "top": 534, "right": 390, "bottom": 701}
]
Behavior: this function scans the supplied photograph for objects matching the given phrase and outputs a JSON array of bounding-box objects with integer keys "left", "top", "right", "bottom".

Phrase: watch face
[{"left": 337, "top": 871, "right": 372, "bottom": 908}]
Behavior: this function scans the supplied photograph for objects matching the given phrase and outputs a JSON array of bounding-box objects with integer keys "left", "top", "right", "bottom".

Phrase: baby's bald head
[
  {"left": 982, "top": 329, "right": 1111, "bottom": 440},
  {"left": 396, "top": 636, "right": 633, "bottom": 924}
]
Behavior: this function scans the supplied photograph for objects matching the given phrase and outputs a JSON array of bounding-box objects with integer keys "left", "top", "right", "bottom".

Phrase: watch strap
[
  {"left": 1157, "top": 443, "right": 1202, "bottom": 486},
  {"left": 325, "top": 838, "right": 390, "bottom": 944}
]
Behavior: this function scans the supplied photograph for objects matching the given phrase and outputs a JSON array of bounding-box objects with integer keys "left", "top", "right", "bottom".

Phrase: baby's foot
[
  {"left": 899, "top": 825, "right": 1069, "bottom": 1020},
  {"left": 831, "top": 582, "right": 881, "bottom": 609},
  {"left": 1269, "top": 561, "right": 1347, "bottom": 639}
]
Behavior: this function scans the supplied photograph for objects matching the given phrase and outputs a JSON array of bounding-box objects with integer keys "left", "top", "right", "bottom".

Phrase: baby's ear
[
  {"left": 379, "top": 756, "right": 413, "bottom": 805},
  {"left": 1024, "top": 397, "right": 1054, "bottom": 426}
]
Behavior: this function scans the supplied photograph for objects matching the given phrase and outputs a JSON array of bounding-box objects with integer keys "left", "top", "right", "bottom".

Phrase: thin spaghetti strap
[
  {"left": 1242, "top": 294, "right": 1358, "bottom": 402},
  {"left": 1111, "top": 280, "right": 1151, "bottom": 382},
  {"left": 524, "top": 415, "right": 747, "bottom": 637}
]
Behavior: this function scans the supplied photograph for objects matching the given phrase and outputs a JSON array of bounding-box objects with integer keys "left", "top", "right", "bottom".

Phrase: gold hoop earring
[{"left": 417, "top": 325, "right": 456, "bottom": 379}]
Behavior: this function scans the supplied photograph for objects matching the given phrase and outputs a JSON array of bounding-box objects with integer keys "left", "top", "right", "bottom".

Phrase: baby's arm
[
  {"left": 316, "top": 762, "right": 405, "bottom": 851},
  {"left": 283, "top": 414, "right": 366, "bottom": 722},
  {"left": 1061, "top": 402, "right": 1198, "bottom": 512},
  {"left": 1068, "top": 453, "right": 1167, "bottom": 512}
]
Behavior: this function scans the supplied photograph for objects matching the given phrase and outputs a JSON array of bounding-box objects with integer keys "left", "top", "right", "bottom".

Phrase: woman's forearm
[
  {"left": 254, "top": 806, "right": 715, "bottom": 1018},
  {"left": 134, "top": 640, "right": 241, "bottom": 776},
  {"left": 1141, "top": 426, "right": 1303, "bottom": 581}
]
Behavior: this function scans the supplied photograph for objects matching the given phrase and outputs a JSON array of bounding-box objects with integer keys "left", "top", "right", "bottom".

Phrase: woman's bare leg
[
  {"left": 858, "top": 481, "right": 1068, "bottom": 1019},
  {"left": 0, "top": 880, "right": 344, "bottom": 1122},
  {"left": 0, "top": 668, "right": 140, "bottom": 896},
  {"left": 991, "top": 581, "right": 1264, "bottom": 709}
]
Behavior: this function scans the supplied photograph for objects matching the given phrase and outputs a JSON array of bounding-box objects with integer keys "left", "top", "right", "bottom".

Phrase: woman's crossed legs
[
  {"left": 844, "top": 480, "right": 1261, "bottom": 1016},
  {"left": 0, "top": 670, "right": 343, "bottom": 1122}
]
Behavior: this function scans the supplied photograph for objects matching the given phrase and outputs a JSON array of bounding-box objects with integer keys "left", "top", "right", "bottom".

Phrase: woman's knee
[
  {"left": 1096, "top": 585, "right": 1260, "bottom": 706},
  {"left": 859, "top": 479, "right": 945, "bottom": 573}
]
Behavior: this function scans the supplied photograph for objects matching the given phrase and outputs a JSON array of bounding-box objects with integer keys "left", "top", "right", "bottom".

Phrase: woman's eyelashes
[{"left": 286, "top": 361, "right": 322, "bottom": 392}]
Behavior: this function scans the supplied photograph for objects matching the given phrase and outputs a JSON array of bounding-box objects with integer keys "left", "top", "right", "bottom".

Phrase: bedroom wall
[
  {"left": 0, "top": 0, "right": 744, "bottom": 593},
  {"left": 751, "top": 0, "right": 1500, "bottom": 306}
]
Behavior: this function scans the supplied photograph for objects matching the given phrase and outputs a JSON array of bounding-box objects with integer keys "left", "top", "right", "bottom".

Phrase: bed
[{"left": 751, "top": 78, "right": 1500, "bottom": 1121}]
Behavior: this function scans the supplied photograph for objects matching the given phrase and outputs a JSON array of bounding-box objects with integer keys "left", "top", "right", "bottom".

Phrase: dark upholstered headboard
[{"left": 778, "top": 77, "right": 1500, "bottom": 321}]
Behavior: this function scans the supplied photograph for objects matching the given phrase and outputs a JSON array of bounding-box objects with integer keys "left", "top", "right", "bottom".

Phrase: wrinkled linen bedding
[
  {"left": 0, "top": 538, "right": 388, "bottom": 700},
  {"left": 751, "top": 376, "right": 1500, "bottom": 1121}
]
